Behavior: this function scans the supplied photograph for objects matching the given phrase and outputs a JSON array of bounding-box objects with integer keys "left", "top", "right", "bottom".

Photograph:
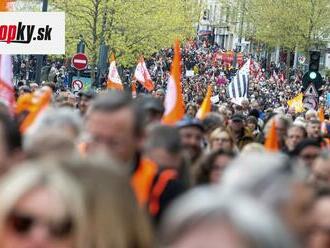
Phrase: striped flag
[{"left": 228, "top": 59, "right": 250, "bottom": 99}]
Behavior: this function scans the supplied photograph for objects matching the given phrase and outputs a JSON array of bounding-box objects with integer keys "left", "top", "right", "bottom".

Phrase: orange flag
[
  {"left": 20, "top": 87, "right": 52, "bottom": 134},
  {"left": 0, "top": 0, "right": 8, "bottom": 11},
  {"left": 264, "top": 120, "right": 279, "bottom": 152},
  {"left": 196, "top": 84, "right": 212, "bottom": 120},
  {"left": 107, "top": 54, "right": 123, "bottom": 90},
  {"left": 162, "top": 40, "right": 185, "bottom": 125},
  {"left": 318, "top": 107, "right": 325, "bottom": 122},
  {"left": 131, "top": 81, "right": 137, "bottom": 98},
  {"left": 134, "top": 56, "right": 154, "bottom": 92}
]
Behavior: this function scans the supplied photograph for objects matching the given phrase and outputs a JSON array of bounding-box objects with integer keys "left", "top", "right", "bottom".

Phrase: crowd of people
[{"left": 0, "top": 39, "right": 329, "bottom": 248}]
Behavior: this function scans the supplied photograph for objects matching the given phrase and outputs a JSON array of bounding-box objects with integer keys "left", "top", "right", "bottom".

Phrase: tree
[
  {"left": 220, "top": 0, "right": 330, "bottom": 52},
  {"left": 245, "top": 0, "right": 330, "bottom": 52},
  {"left": 51, "top": 0, "right": 200, "bottom": 68},
  {"left": 10, "top": 0, "right": 42, "bottom": 11}
]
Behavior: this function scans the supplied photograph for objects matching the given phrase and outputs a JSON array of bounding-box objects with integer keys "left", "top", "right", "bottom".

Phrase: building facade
[{"left": 197, "top": 0, "right": 250, "bottom": 51}]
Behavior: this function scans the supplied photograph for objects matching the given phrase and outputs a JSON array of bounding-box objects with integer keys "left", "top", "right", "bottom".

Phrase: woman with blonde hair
[
  {"left": 63, "top": 158, "right": 154, "bottom": 248},
  {"left": 0, "top": 163, "right": 86, "bottom": 248},
  {"left": 208, "top": 127, "right": 236, "bottom": 152}
]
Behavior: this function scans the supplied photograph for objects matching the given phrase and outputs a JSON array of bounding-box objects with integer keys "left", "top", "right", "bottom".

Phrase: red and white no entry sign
[{"left": 71, "top": 53, "right": 88, "bottom": 70}]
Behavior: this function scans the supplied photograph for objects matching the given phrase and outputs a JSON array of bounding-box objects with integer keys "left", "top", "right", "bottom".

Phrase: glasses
[{"left": 7, "top": 211, "right": 73, "bottom": 239}]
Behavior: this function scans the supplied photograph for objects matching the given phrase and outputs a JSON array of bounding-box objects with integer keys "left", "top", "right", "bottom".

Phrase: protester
[
  {"left": 208, "top": 127, "right": 236, "bottom": 152},
  {"left": 308, "top": 193, "right": 330, "bottom": 248},
  {"left": 285, "top": 125, "right": 308, "bottom": 153},
  {"left": 0, "top": 163, "right": 86, "bottom": 248},
  {"left": 220, "top": 153, "right": 314, "bottom": 244},
  {"left": 85, "top": 91, "right": 143, "bottom": 166},
  {"left": 176, "top": 117, "right": 204, "bottom": 164},
  {"left": 228, "top": 114, "right": 254, "bottom": 150},
  {"left": 310, "top": 151, "right": 330, "bottom": 192},
  {"left": 24, "top": 130, "right": 77, "bottom": 159},
  {"left": 307, "top": 119, "right": 322, "bottom": 139},
  {"left": 292, "top": 139, "right": 322, "bottom": 168},
  {"left": 144, "top": 124, "right": 183, "bottom": 170},
  {"left": 0, "top": 113, "right": 23, "bottom": 175},
  {"left": 143, "top": 124, "right": 188, "bottom": 221},
  {"left": 135, "top": 95, "right": 164, "bottom": 125},
  {"left": 159, "top": 187, "right": 298, "bottom": 248},
  {"left": 63, "top": 159, "right": 154, "bottom": 248},
  {"left": 77, "top": 90, "right": 95, "bottom": 116},
  {"left": 193, "top": 149, "right": 236, "bottom": 185}
]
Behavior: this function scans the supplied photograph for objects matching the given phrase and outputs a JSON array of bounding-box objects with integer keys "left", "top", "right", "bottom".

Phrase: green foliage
[
  {"left": 221, "top": 0, "right": 330, "bottom": 51},
  {"left": 51, "top": 0, "right": 200, "bottom": 66}
]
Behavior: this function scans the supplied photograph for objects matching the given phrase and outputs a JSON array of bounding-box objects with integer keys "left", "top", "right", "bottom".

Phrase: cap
[
  {"left": 78, "top": 90, "right": 95, "bottom": 99},
  {"left": 231, "top": 113, "right": 245, "bottom": 122},
  {"left": 176, "top": 117, "right": 204, "bottom": 132}
]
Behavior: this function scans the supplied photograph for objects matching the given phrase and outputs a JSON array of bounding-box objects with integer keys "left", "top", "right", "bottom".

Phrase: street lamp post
[
  {"left": 35, "top": 0, "right": 48, "bottom": 84},
  {"left": 233, "top": 0, "right": 246, "bottom": 68},
  {"left": 238, "top": 0, "right": 246, "bottom": 53}
]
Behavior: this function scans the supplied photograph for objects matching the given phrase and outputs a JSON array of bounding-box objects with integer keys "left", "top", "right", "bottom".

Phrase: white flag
[
  {"left": 107, "top": 55, "right": 123, "bottom": 90},
  {"left": 134, "top": 57, "right": 154, "bottom": 92}
]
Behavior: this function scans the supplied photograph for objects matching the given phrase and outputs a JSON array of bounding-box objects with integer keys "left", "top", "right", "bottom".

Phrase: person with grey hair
[
  {"left": 220, "top": 153, "right": 314, "bottom": 245},
  {"left": 24, "top": 107, "right": 83, "bottom": 158},
  {"left": 159, "top": 187, "right": 298, "bottom": 248},
  {"left": 26, "top": 107, "right": 82, "bottom": 141}
]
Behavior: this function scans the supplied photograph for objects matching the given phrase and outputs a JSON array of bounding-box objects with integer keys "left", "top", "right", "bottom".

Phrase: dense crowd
[{"left": 0, "top": 39, "right": 329, "bottom": 247}]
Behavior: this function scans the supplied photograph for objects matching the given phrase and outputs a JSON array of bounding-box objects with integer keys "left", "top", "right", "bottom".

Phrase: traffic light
[
  {"left": 309, "top": 51, "right": 320, "bottom": 72},
  {"left": 302, "top": 70, "right": 323, "bottom": 92}
]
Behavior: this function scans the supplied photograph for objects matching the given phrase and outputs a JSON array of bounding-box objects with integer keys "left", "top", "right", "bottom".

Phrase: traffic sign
[
  {"left": 304, "top": 83, "right": 318, "bottom": 97},
  {"left": 298, "top": 56, "right": 306, "bottom": 64},
  {"left": 303, "top": 96, "right": 318, "bottom": 110},
  {"left": 72, "top": 79, "right": 83, "bottom": 91},
  {"left": 302, "top": 71, "right": 323, "bottom": 91},
  {"left": 71, "top": 53, "right": 88, "bottom": 71}
]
